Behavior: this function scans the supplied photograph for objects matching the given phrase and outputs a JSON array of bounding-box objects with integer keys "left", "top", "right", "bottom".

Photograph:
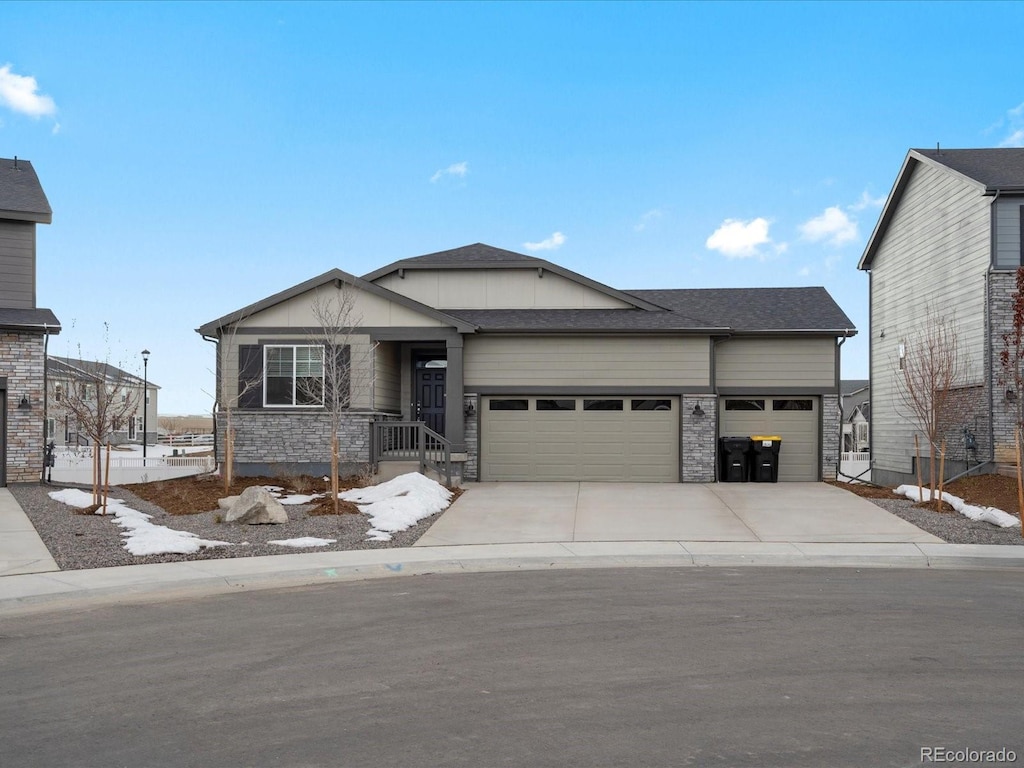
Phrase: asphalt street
[{"left": 2, "top": 567, "right": 1021, "bottom": 768}]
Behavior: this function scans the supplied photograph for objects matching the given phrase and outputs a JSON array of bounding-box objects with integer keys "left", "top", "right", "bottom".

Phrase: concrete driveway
[{"left": 415, "top": 482, "right": 941, "bottom": 546}]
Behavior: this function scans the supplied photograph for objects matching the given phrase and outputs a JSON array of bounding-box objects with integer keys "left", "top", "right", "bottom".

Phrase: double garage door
[
  {"left": 718, "top": 396, "right": 820, "bottom": 481},
  {"left": 481, "top": 396, "right": 679, "bottom": 482}
]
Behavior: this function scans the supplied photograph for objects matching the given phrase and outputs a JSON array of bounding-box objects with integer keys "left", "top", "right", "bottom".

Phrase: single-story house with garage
[{"left": 197, "top": 243, "right": 855, "bottom": 483}]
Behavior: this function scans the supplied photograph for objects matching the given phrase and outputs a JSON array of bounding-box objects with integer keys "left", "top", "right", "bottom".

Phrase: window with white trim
[{"left": 264, "top": 345, "right": 324, "bottom": 406}]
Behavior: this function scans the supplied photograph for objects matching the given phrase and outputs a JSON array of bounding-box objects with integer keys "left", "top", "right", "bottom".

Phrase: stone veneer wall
[
  {"left": 990, "top": 271, "right": 1019, "bottom": 465},
  {"left": 681, "top": 394, "right": 716, "bottom": 482},
  {"left": 1, "top": 332, "right": 46, "bottom": 483},
  {"left": 217, "top": 409, "right": 400, "bottom": 476},
  {"left": 464, "top": 393, "right": 479, "bottom": 481},
  {"left": 820, "top": 393, "right": 841, "bottom": 481}
]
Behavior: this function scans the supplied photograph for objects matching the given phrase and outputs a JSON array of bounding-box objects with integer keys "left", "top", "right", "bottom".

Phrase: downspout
[
  {"left": 42, "top": 324, "right": 50, "bottom": 484},
  {"left": 987, "top": 189, "right": 1000, "bottom": 473},
  {"left": 201, "top": 334, "right": 220, "bottom": 464}
]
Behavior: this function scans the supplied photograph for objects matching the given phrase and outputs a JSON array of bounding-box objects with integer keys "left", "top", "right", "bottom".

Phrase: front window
[{"left": 265, "top": 345, "right": 324, "bottom": 406}]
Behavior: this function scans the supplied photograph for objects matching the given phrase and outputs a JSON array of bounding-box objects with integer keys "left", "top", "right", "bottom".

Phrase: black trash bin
[
  {"left": 749, "top": 435, "right": 782, "bottom": 482},
  {"left": 718, "top": 436, "right": 751, "bottom": 482}
]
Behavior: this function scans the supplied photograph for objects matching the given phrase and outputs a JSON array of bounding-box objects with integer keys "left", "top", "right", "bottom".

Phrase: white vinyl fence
[
  {"left": 51, "top": 452, "right": 216, "bottom": 485},
  {"left": 838, "top": 453, "right": 871, "bottom": 484}
]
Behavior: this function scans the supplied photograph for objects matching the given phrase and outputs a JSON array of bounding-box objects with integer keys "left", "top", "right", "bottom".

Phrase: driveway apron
[{"left": 415, "top": 482, "right": 940, "bottom": 546}]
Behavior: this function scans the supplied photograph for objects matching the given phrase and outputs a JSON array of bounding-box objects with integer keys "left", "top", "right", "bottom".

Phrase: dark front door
[{"left": 416, "top": 368, "right": 446, "bottom": 435}]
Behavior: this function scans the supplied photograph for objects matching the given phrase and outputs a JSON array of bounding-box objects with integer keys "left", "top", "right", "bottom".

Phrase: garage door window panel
[
  {"left": 537, "top": 399, "right": 576, "bottom": 411},
  {"left": 584, "top": 399, "right": 624, "bottom": 411},
  {"left": 773, "top": 399, "right": 813, "bottom": 411},
  {"left": 632, "top": 399, "right": 673, "bottom": 411},
  {"left": 489, "top": 399, "right": 530, "bottom": 410},
  {"left": 725, "top": 399, "right": 765, "bottom": 411}
]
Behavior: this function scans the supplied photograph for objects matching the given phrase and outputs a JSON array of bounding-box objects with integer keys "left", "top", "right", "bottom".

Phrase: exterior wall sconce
[
  {"left": 464, "top": 398, "right": 476, "bottom": 418},
  {"left": 692, "top": 402, "right": 705, "bottom": 417},
  {"left": 18, "top": 395, "right": 31, "bottom": 410}
]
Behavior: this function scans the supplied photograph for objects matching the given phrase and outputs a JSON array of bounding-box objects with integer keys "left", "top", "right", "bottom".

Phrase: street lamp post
[{"left": 142, "top": 349, "right": 150, "bottom": 461}]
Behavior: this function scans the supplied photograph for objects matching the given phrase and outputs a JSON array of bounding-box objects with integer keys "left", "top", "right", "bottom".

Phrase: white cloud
[
  {"left": 523, "top": 231, "right": 566, "bottom": 251},
  {"left": 430, "top": 161, "right": 468, "bottom": 183},
  {"left": 1000, "top": 129, "right": 1024, "bottom": 148},
  {"left": 797, "top": 266, "right": 811, "bottom": 277},
  {"left": 705, "top": 217, "right": 772, "bottom": 259},
  {"left": 799, "top": 206, "right": 858, "bottom": 247},
  {"left": 994, "top": 102, "right": 1024, "bottom": 147},
  {"left": 849, "top": 190, "right": 886, "bottom": 211},
  {"left": 0, "top": 64, "right": 57, "bottom": 118},
  {"left": 633, "top": 208, "right": 663, "bottom": 232}
]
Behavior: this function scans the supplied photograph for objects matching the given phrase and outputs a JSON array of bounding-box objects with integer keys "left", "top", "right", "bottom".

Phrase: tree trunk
[{"left": 332, "top": 434, "right": 339, "bottom": 515}]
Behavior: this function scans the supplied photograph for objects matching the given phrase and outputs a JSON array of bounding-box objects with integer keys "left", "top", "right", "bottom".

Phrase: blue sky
[{"left": 3, "top": 1, "right": 1023, "bottom": 414}]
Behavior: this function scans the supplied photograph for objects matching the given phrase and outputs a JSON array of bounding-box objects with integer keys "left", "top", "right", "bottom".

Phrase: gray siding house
[
  {"left": 0, "top": 158, "right": 61, "bottom": 485},
  {"left": 858, "top": 148, "right": 1024, "bottom": 486},
  {"left": 198, "top": 244, "right": 855, "bottom": 483},
  {"left": 46, "top": 356, "right": 159, "bottom": 447}
]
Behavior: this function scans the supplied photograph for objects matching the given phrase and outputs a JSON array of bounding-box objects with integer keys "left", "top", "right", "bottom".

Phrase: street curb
[{"left": 2, "top": 541, "right": 1023, "bottom": 615}]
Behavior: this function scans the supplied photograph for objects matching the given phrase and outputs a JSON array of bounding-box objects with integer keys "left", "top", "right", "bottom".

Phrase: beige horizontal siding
[
  {"left": 465, "top": 336, "right": 709, "bottom": 387},
  {"left": 373, "top": 342, "right": 401, "bottom": 411},
  {"left": 376, "top": 268, "right": 632, "bottom": 309},
  {"left": 234, "top": 284, "right": 446, "bottom": 329},
  {"left": 0, "top": 220, "right": 35, "bottom": 308},
  {"left": 715, "top": 338, "right": 835, "bottom": 388},
  {"left": 869, "top": 160, "right": 990, "bottom": 474}
]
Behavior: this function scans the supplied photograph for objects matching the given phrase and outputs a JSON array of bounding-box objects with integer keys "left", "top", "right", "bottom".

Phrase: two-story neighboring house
[
  {"left": 46, "top": 356, "right": 159, "bottom": 447},
  {"left": 0, "top": 158, "right": 61, "bottom": 485},
  {"left": 858, "top": 148, "right": 1024, "bottom": 486}
]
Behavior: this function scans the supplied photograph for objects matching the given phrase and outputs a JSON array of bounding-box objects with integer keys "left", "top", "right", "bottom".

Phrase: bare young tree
[
  {"left": 997, "top": 266, "right": 1024, "bottom": 533},
  {"left": 895, "top": 307, "right": 968, "bottom": 509},
  {"left": 49, "top": 354, "right": 141, "bottom": 505},
  {"left": 300, "top": 286, "right": 375, "bottom": 514}
]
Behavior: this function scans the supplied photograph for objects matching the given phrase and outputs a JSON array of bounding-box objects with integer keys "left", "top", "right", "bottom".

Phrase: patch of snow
[
  {"left": 277, "top": 493, "right": 324, "bottom": 506},
  {"left": 340, "top": 472, "right": 453, "bottom": 537},
  {"left": 268, "top": 537, "right": 337, "bottom": 548},
  {"left": 894, "top": 485, "right": 1021, "bottom": 528},
  {"left": 48, "top": 489, "right": 233, "bottom": 556},
  {"left": 366, "top": 529, "right": 392, "bottom": 542}
]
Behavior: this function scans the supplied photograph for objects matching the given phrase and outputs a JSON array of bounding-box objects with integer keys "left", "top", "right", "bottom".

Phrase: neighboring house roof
[
  {"left": 859, "top": 147, "right": 1024, "bottom": 270},
  {"left": 627, "top": 287, "right": 856, "bottom": 334},
  {"left": 0, "top": 307, "right": 61, "bottom": 334},
  {"left": 48, "top": 356, "right": 159, "bottom": 389},
  {"left": 841, "top": 379, "right": 869, "bottom": 396},
  {"left": 196, "top": 267, "right": 478, "bottom": 337},
  {"left": 363, "top": 243, "right": 667, "bottom": 312},
  {"left": 441, "top": 308, "right": 727, "bottom": 333},
  {"left": 0, "top": 157, "right": 53, "bottom": 224}
]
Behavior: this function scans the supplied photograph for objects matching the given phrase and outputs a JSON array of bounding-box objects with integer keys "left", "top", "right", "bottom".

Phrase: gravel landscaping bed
[
  {"left": 9, "top": 482, "right": 442, "bottom": 571},
  {"left": 867, "top": 497, "right": 1023, "bottom": 546}
]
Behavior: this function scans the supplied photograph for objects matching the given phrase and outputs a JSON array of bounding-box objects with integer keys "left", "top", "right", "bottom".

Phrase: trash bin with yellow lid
[{"left": 749, "top": 435, "right": 782, "bottom": 482}]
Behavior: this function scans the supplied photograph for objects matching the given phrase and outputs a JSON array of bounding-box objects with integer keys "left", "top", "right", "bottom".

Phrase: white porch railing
[
  {"left": 841, "top": 451, "right": 870, "bottom": 462},
  {"left": 50, "top": 454, "right": 216, "bottom": 485}
]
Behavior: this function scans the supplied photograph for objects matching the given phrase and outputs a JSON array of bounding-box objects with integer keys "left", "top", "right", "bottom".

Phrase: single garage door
[
  {"left": 481, "top": 396, "right": 679, "bottom": 482},
  {"left": 719, "top": 397, "right": 820, "bottom": 481}
]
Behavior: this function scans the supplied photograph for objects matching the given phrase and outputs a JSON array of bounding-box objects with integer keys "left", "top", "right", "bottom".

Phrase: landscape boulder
[{"left": 224, "top": 486, "right": 288, "bottom": 525}]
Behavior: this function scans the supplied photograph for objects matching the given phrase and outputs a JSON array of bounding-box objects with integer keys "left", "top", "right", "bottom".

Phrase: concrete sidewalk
[{"left": 0, "top": 488, "right": 59, "bottom": 577}]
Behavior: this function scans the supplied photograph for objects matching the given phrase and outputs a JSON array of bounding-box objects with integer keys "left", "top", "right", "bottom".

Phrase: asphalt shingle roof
[
  {"left": 0, "top": 158, "right": 52, "bottom": 222},
  {"left": 0, "top": 307, "right": 60, "bottom": 332},
  {"left": 914, "top": 148, "right": 1024, "bottom": 190},
  {"left": 384, "top": 243, "right": 543, "bottom": 266},
  {"left": 626, "top": 287, "right": 855, "bottom": 332},
  {"left": 441, "top": 308, "right": 724, "bottom": 332}
]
